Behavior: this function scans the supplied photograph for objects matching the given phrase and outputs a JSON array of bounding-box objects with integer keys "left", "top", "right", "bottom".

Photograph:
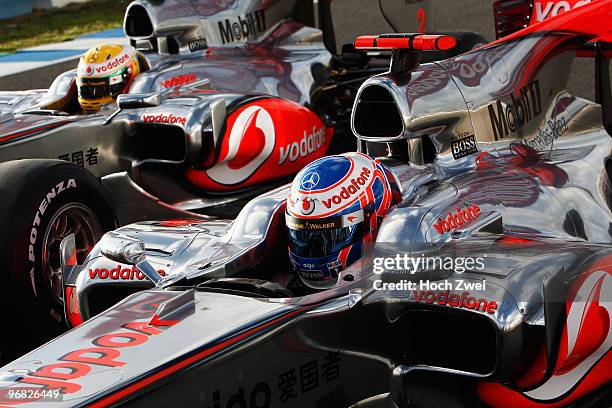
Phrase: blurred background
[{"left": 0, "top": 0, "right": 595, "bottom": 102}]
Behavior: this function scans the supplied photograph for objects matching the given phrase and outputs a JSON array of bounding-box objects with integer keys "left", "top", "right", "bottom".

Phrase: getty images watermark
[{"left": 371, "top": 253, "right": 488, "bottom": 292}]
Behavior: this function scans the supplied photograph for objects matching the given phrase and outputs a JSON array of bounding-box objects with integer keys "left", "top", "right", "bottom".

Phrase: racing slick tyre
[{"left": 0, "top": 160, "right": 115, "bottom": 361}]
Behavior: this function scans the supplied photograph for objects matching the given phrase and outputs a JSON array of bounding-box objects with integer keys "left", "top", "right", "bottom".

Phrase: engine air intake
[
  {"left": 124, "top": 4, "right": 154, "bottom": 38},
  {"left": 353, "top": 85, "right": 403, "bottom": 139}
]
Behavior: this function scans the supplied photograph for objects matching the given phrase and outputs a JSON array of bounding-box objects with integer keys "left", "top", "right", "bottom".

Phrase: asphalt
[{"left": 0, "top": 0, "right": 595, "bottom": 99}]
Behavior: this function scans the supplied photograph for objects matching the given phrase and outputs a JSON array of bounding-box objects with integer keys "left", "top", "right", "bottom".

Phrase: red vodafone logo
[
  {"left": 321, "top": 167, "right": 371, "bottom": 209},
  {"left": 142, "top": 112, "right": 187, "bottom": 126},
  {"left": 94, "top": 53, "right": 130, "bottom": 74},
  {"left": 206, "top": 105, "right": 275, "bottom": 185}
]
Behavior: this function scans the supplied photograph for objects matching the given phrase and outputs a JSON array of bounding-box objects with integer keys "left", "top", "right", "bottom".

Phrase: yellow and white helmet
[{"left": 77, "top": 44, "right": 142, "bottom": 112}]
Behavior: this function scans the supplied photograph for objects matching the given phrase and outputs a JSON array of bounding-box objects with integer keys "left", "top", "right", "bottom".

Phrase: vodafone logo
[
  {"left": 94, "top": 53, "right": 130, "bottom": 74},
  {"left": 278, "top": 127, "right": 326, "bottom": 165},
  {"left": 533, "top": 0, "right": 592, "bottom": 22},
  {"left": 206, "top": 105, "right": 275, "bottom": 185},
  {"left": 142, "top": 112, "right": 187, "bottom": 126},
  {"left": 161, "top": 73, "right": 197, "bottom": 89},
  {"left": 321, "top": 167, "right": 371, "bottom": 209},
  {"left": 89, "top": 265, "right": 166, "bottom": 281},
  {"left": 288, "top": 153, "right": 379, "bottom": 218},
  {"left": 432, "top": 205, "right": 481, "bottom": 235},
  {"left": 78, "top": 46, "right": 135, "bottom": 77}
]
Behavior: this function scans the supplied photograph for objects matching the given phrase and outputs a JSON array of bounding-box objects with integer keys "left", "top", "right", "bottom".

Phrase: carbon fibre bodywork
[{"left": 1, "top": 1, "right": 611, "bottom": 407}]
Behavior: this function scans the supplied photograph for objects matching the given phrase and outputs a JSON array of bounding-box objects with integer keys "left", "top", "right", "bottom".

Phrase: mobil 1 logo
[
  {"left": 218, "top": 9, "right": 267, "bottom": 44},
  {"left": 451, "top": 134, "right": 479, "bottom": 159}
]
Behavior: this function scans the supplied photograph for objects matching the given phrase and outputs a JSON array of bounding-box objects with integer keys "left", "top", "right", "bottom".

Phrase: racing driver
[
  {"left": 286, "top": 152, "right": 401, "bottom": 289},
  {"left": 76, "top": 44, "right": 148, "bottom": 113}
]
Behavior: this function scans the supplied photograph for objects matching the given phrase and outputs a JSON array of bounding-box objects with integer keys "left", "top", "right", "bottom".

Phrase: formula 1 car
[
  {"left": 2, "top": 0, "right": 611, "bottom": 407},
  {"left": 0, "top": 0, "right": 486, "bottom": 342}
]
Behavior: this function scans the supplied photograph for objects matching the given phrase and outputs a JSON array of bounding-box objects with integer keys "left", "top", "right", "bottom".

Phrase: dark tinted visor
[
  {"left": 288, "top": 223, "right": 363, "bottom": 258},
  {"left": 78, "top": 78, "right": 110, "bottom": 99},
  {"left": 78, "top": 67, "right": 129, "bottom": 100}
]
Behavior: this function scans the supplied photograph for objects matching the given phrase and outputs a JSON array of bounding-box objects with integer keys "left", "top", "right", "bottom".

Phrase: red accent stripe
[
  {"left": 88, "top": 308, "right": 304, "bottom": 407},
  {"left": 0, "top": 121, "right": 71, "bottom": 144},
  {"left": 148, "top": 314, "right": 179, "bottom": 327}
]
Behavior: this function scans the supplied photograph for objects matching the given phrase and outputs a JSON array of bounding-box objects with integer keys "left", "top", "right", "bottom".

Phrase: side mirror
[
  {"left": 99, "top": 231, "right": 163, "bottom": 285},
  {"left": 117, "top": 93, "right": 161, "bottom": 110},
  {"left": 104, "top": 93, "right": 162, "bottom": 126}
]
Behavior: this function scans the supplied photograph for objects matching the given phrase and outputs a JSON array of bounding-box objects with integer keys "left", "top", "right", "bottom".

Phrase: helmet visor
[
  {"left": 288, "top": 224, "right": 363, "bottom": 258},
  {"left": 78, "top": 67, "right": 130, "bottom": 100},
  {"left": 286, "top": 210, "right": 365, "bottom": 258}
]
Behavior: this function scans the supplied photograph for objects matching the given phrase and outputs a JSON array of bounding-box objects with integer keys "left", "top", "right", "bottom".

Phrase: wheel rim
[{"left": 42, "top": 203, "right": 104, "bottom": 304}]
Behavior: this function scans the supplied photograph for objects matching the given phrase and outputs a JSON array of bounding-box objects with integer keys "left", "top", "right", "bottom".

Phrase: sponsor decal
[
  {"left": 57, "top": 147, "right": 99, "bottom": 167},
  {"left": 287, "top": 153, "right": 381, "bottom": 219},
  {"left": 321, "top": 167, "right": 371, "bottom": 209},
  {"left": 13, "top": 324, "right": 167, "bottom": 394},
  {"left": 278, "top": 127, "right": 326, "bottom": 165},
  {"left": 142, "top": 112, "right": 187, "bottom": 126},
  {"left": 488, "top": 79, "right": 542, "bottom": 141},
  {"left": 445, "top": 42, "right": 510, "bottom": 88},
  {"left": 532, "top": 0, "right": 593, "bottom": 22},
  {"left": 202, "top": 351, "right": 341, "bottom": 407},
  {"left": 451, "top": 134, "right": 479, "bottom": 159},
  {"left": 188, "top": 38, "right": 208, "bottom": 52},
  {"left": 28, "top": 179, "right": 77, "bottom": 296},
  {"left": 413, "top": 290, "right": 499, "bottom": 314},
  {"left": 3, "top": 293, "right": 183, "bottom": 398},
  {"left": 88, "top": 265, "right": 166, "bottom": 281},
  {"left": 300, "top": 172, "right": 320, "bottom": 191},
  {"left": 406, "top": 68, "right": 450, "bottom": 102},
  {"left": 521, "top": 116, "right": 567, "bottom": 150},
  {"left": 432, "top": 204, "right": 481, "bottom": 235},
  {"left": 206, "top": 105, "right": 275, "bottom": 185},
  {"left": 161, "top": 73, "right": 197, "bottom": 89},
  {"left": 218, "top": 9, "right": 267, "bottom": 44},
  {"left": 188, "top": 100, "right": 332, "bottom": 192},
  {"left": 298, "top": 197, "right": 316, "bottom": 215},
  {"left": 81, "top": 52, "right": 132, "bottom": 77}
]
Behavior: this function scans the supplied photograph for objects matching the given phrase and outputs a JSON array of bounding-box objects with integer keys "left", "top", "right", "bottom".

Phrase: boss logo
[
  {"left": 451, "top": 135, "right": 479, "bottom": 159},
  {"left": 188, "top": 38, "right": 207, "bottom": 52}
]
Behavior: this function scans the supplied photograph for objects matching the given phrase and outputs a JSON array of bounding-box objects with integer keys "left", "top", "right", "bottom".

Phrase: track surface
[{"left": 0, "top": 0, "right": 593, "bottom": 99}]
